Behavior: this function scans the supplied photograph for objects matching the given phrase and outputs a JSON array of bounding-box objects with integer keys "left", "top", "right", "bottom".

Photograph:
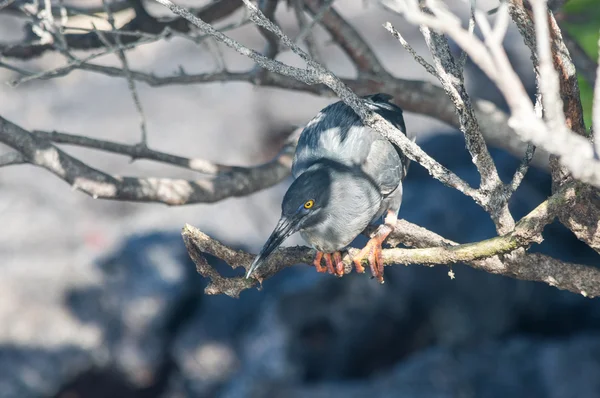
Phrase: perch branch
[{"left": 181, "top": 181, "right": 598, "bottom": 299}]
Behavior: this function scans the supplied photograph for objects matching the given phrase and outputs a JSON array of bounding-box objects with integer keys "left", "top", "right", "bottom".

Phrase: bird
[{"left": 246, "top": 93, "right": 412, "bottom": 283}]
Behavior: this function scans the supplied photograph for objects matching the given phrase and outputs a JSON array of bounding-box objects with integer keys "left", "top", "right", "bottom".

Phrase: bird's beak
[{"left": 246, "top": 215, "right": 300, "bottom": 279}]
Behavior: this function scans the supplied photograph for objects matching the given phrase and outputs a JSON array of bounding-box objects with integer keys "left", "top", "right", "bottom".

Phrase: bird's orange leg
[
  {"left": 313, "top": 252, "right": 327, "bottom": 273},
  {"left": 352, "top": 211, "right": 397, "bottom": 283}
]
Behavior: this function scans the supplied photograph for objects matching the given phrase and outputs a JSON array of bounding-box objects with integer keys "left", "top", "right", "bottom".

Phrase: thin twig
[
  {"left": 402, "top": 1, "right": 510, "bottom": 231},
  {"left": 31, "top": 129, "right": 254, "bottom": 174},
  {"left": 10, "top": 28, "right": 172, "bottom": 86},
  {"left": 506, "top": 143, "right": 536, "bottom": 196},
  {"left": 292, "top": 0, "right": 322, "bottom": 63},
  {"left": 458, "top": 0, "right": 476, "bottom": 70},
  {"left": 101, "top": 0, "right": 148, "bottom": 145},
  {"left": 383, "top": 22, "right": 438, "bottom": 78},
  {"left": 530, "top": 0, "right": 566, "bottom": 132},
  {"left": 302, "top": 0, "right": 385, "bottom": 74},
  {"left": 293, "top": 0, "right": 334, "bottom": 45}
]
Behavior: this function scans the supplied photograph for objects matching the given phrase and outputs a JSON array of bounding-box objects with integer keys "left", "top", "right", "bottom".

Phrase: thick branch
[
  {"left": 419, "top": 7, "right": 501, "bottom": 194},
  {"left": 414, "top": 6, "right": 511, "bottom": 232}
]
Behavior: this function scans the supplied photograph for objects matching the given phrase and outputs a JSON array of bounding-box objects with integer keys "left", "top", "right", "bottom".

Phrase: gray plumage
[
  {"left": 246, "top": 93, "right": 411, "bottom": 278},
  {"left": 291, "top": 93, "right": 410, "bottom": 250}
]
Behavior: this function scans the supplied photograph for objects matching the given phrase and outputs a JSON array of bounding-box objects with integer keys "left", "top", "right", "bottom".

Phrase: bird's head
[{"left": 245, "top": 167, "right": 331, "bottom": 279}]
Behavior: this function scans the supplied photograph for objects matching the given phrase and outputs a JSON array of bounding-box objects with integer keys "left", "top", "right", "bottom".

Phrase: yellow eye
[{"left": 304, "top": 199, "right": 315, "bottom": 209}]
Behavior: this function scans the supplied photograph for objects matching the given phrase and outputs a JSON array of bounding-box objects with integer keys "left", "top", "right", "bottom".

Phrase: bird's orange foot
[
  {"left": 353, "top": 236, "right": 386, "bottom": 283},
  {"left": 353, "top": 210, "right": 397, "bottom": 283},
  {"left": 313, "top": 251, "right": 345, "bottom": 277}
]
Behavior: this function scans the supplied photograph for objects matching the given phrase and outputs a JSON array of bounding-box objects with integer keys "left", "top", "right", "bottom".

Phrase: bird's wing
[
  {"left": 292, "top": 100, "right": 374, "bottom": 178},
  {"left": 362, "top": 94, "right": 410, "bottom": 195},
  {"left": 292, "top": 94, "right": 411, "bottom": 193}
]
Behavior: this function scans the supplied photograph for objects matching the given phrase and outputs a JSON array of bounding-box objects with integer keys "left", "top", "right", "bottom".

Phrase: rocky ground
[{"left": 1, "top": 1, "right": 599, "bottom": 398}]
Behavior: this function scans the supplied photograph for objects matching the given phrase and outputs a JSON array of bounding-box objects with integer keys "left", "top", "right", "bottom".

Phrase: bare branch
[
  {"left": 458, "top": 0, "right": 476, "bottom": 70},
  {"left": 30, "top": 129, "right": 253, "bottom": 175},
  {"left": 256, "top": 0, "right": 280, "bottom": 60},
  {"left": 292, "top": 0, "right": 322, "bottom": 62},
  {"left": 9, "top": 28, "right": 173, "bottom": 86},
  {"left": 386, "top": 1, "right": 510, "bottom": 231},
  {"left": 506, "top": 143, "right": 536, "bottom": 197},
  {"left": 418, "top": 14, "right": 503, "bottom": 193},
  {"left": 0, "top": 115, "right": 294, "bottom": 205},
  {"left": 293, "top": 0, "right": 334, "bottom": 50},
  {"left": 530, "top": 0, "right": 566, "bottom": 132}
]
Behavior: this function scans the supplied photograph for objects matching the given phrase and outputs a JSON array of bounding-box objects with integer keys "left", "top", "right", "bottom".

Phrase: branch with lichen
[{"left": 181, "top": 180, "right": 599, "bottom": 299}]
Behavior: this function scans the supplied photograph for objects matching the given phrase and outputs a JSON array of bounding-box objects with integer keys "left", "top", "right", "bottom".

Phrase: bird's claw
[
  {"left": 313, "top": 252, "right": 327, "bottom": 273},
  {"left": 313, "top": 251, "right": 345, "bottom": 277}
]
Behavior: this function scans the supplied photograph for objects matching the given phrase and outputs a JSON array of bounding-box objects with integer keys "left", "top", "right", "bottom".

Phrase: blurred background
[{"left": 1, "top": 0, "right": 600, "bottom": 397}]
